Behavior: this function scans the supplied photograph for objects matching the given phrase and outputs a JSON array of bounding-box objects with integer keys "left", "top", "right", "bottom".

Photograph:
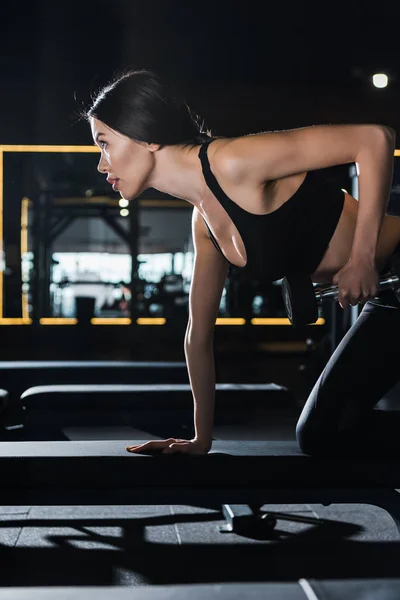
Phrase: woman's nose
[{"left": 97, "top": 155, "right": 110, "bottom": 174}]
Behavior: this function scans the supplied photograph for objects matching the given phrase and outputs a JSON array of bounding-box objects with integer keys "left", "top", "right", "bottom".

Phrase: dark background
[
  {"left": 1, "top": 1, "right": 400, "bottom": 145},
  {"left": 0, "top": 1, "right": 399, "bottom": 379}
]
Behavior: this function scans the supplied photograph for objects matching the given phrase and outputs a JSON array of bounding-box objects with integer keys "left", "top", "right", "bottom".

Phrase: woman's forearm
[
  {"left": 351, "top": 126, "right": 396, "bottom": 262},
  {"left": 184, "top": 339, "right": 216, "bottom": 449}
]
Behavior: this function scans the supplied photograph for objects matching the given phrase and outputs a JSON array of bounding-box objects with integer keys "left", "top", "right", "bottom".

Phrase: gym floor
[{"left": 0, "top": 416, "right": 398, "bottom": 587}]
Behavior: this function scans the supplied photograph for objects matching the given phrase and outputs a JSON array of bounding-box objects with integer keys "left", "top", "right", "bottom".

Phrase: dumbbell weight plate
[{"left": 282, "top": 275, "right": 319, "bottom": 327}]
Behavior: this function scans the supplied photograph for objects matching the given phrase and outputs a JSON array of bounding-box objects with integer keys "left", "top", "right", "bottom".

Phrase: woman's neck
[{"left": 148, "top": 140, "right": 212, "bottom": 207}]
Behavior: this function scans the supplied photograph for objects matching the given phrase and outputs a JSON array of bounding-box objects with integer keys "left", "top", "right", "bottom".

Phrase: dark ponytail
[{"left": 85, "top": 69, "right": 213, "bottom": 146}]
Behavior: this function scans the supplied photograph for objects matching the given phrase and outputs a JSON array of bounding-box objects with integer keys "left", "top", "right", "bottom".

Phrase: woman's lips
[{"left": 110, "top": 179, "right": 120, "bottom": 191}]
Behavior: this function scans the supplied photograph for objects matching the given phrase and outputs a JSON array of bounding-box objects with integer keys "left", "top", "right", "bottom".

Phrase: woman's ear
[{"left": 146, "top": 142, "right": 162, "bottom": 153}]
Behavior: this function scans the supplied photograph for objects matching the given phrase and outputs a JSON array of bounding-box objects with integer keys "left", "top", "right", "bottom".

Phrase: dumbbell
[{"left": 282, "top": 270, "right": 400, "bottom": 327}]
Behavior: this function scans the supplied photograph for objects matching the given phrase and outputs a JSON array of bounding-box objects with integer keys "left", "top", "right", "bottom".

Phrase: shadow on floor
[{"left": 0, "top": 511, "right": 399, "bottom": 587}]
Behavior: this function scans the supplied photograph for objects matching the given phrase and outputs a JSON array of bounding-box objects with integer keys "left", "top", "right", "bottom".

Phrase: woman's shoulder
[
  {"left": 207, "top": 135, "right": 256, "bottom": 184},
  {"left": 210, "top": 133, "right": 316, "bottom": 192}
]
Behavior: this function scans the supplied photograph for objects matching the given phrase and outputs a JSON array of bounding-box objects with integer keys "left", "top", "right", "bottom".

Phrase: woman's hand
[
  {"left": 333, "top": 257, "right": 379, "bottom": 309},
  {"left": 126, "top": 438, "right": 211, "bottom": 455}
]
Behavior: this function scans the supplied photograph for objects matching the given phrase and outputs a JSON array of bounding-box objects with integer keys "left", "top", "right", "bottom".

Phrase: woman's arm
[
  {"left": 220, "top": 123, "right": 395, "bottom": 183},
  {"left": 125, "top": 210, "right": 228, "bottom": 456},
  {"left": 184, "top": 337, "right": 216, "bottom": 449},
  {"left": 348, "top": 127, "right": 395, "bottom": 262},
  {"left": 185, "top": 208, "right": 229, "bottom": 446},
  {"left": 219, "top": 123, "right": 396, "bottom": 306}
]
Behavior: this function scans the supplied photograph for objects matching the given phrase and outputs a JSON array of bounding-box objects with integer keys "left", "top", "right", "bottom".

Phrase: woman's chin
[
  {"left": 121, "top": 191, "right": 136, "bottom": 201},
  {"left": 118, "top": 187, "right": 131, "bottom": 201},
  {"left": 123, "top": 185, "right": 145, "bottom": 201}
]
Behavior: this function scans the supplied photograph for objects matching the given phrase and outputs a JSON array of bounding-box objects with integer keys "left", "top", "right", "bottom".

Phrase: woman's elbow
[{"left": 378, "top": 125, "right": 396, "bottom": 143}]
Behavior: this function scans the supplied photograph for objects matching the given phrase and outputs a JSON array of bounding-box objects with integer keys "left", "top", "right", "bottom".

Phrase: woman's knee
[
  {"left": 296, "top": 406, "right": 337, "bottom": 456},
  {"left": 296, "top": 417, "right": 321, "bottom": 455}
]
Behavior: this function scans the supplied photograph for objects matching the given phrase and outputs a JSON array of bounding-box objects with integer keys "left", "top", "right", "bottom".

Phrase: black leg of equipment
[
  {"left": 219, "top": 505, "right": 277, "bottom": 536},
  {"left": 220, "top": 490, "right": 400, "bottom": 537}
]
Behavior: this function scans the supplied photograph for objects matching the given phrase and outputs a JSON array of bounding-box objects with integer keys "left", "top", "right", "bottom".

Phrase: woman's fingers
[
  {"left": 126, "top": 438, "right": 209, "bottom": 455},
  {"left": 126, "top": 438, "right": 183, "bottom": 454},
  {"left": 126, "top": 440, "right": 170, "bottom": 453},
  {"left": 161, "top": 441, "right": 191, "bottom": 454},
  {"left": 162, "top": 441, "right": 209, "bottom": 455}
]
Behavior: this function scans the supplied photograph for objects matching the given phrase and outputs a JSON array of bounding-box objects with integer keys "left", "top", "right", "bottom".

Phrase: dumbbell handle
[{"left": 315, "top": 273, "right": 400, "bottom": 303}]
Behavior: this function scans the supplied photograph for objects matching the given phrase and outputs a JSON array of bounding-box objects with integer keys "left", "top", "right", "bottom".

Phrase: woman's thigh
[{"left": 296, "top": 299, "right": 400, "bottom": 454}]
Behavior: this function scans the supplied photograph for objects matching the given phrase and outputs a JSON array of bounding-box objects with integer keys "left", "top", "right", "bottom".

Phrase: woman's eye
[{"left": 100, "top": 140, "right": 107, "bottom": 149}]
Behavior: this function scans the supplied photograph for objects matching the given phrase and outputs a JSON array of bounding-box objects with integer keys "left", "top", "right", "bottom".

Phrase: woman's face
[{"left": 90, "top": 118, "right": 156, "bottom": 200}]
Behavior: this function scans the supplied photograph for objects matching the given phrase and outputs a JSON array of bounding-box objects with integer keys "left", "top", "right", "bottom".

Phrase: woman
[{"left": 85, "top": 68, "right": 399, "bottom": 456}]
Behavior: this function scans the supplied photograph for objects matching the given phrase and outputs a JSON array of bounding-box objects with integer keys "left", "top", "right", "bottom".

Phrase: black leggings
[{"left": 296, "top": 291, "right": 400, "bottom": 457}]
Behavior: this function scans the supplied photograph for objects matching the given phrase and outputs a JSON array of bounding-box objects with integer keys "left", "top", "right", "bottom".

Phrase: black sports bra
[{"left": 199, "top": 140, "right": 345, "bottom": 281}]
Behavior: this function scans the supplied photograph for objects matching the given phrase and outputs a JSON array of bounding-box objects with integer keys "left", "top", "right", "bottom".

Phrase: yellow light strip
[
  {"left": 395, "top": 149, "right": 400, "bottom": 156},
  {"left": 21, "top": 197, "right": 29, "bottom": 320},
  {"left": 0, "top": 315, "right": 326, "bottom": 326},
  {"left": 91, "top": 318, "right": 132, "bottom": 325},
  {"left": 251, "top": 317, "right": 325, "bottom": 325},
  {"left": 0, "top": 145, "right": 99, "bottom": 153},
  {"left": 21, "top": 198, "right": 29, "bottom": 254},
  {"left": 40, "top": 318, "right": 77, "bottom": 325},
  {"left": 0, "top": 148, "right": 3, "bottom": 319},
  {"left": 252, "top": 318, "right": 291, "bottom": 325},
  {"left": 136, "top": 318, "right": 166, "bottom": 325},
  {"left": 307, "top": 318, "right": 326, "bottom": 326},
  {"left": 215, "top": 318, "right": 246, "bottom": 325},
  {"left": 0, "top": 318, "right": 32, "bottom": 325}
]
